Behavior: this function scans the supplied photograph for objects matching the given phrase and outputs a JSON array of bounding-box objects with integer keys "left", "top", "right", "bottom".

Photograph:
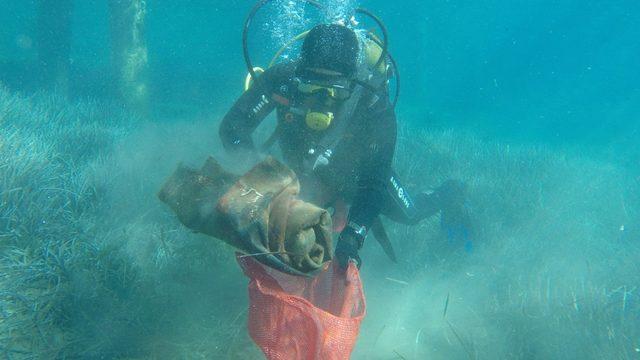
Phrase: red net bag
[{"left": 238, "top": 256, "right": 366, "bottom": 360}]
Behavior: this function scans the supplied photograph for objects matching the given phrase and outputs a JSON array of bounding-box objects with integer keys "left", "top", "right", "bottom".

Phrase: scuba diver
[{"left": 219, "top": 22, "right": 470, "bottom": 270}]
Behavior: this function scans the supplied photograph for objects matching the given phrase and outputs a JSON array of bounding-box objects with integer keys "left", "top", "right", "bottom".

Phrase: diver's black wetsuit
[{"left": 219, "top": 62, "right": 399, "bottom": 232}]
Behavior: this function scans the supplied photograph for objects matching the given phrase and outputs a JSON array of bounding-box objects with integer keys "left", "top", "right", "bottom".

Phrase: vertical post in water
[
  {"left": 109, "top": 0, "right": 149, "bottom": 115},
  {"left": 36, "top": 0, "right": 73, "bottom": 94}
]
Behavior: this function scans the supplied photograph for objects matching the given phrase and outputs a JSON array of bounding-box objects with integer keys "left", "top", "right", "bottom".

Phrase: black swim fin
[{"left": 372, "top": 217, "right": 397, "bottom": 263}]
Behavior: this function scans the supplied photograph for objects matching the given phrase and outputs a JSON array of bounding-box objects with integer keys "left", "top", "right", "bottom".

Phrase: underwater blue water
[
  {"left": 1, "top": 2, "right": 639, "bottom": 358},
  {"left": 1, "top": 0, "right": 638, "bottom": 152}
]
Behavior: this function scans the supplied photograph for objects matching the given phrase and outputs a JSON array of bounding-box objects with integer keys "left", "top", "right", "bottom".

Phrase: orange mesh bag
[
  {"left": 159, "top": 156, "right": 366, "bottom": 358},
  {"left": 238, "top": 256, "right": 366, "bottom": 360}
]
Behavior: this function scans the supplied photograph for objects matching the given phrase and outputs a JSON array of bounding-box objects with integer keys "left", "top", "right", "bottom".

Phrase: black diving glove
[{"left": 335, "top": 225, "right": 365, "bottom": 270}]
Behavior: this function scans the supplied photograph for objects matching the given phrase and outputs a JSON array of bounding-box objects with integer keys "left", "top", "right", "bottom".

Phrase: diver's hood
[{"left": 297, "top": 24, "right": 360, "bottom": 79}]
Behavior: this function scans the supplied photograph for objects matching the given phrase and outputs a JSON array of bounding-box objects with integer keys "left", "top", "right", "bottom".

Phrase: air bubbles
[
  {"left": 268, "top": 0, "right": 309, "bottom": 49},
  {"left": 261, "top": 0, "right": 362, "bottom": 63},
  {"left": 320, "top": 0, "right": 358, "bottom": 25},
  {"left": 266, "top": 0, "right": 361, "bottom": 46}
]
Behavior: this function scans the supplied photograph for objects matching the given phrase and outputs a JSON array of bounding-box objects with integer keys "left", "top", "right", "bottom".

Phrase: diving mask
[
  {"left": 295, "top": 78, "right": 353, "bottom": 101},
  {"left": 293, "top": 77, "right": 353, "bottom": 131}
]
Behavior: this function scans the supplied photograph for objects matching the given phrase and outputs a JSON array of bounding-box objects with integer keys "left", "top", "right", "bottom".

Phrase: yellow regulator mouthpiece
[{"left": 305, "top": 111, "right": 334, "bottom": 131}]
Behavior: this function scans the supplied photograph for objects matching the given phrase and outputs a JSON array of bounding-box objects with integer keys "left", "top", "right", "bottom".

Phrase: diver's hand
[
  {"left": 437, "top": 180, "right": 474, "bottom": 251},
  {"left": 437, "top": 180, "right": 468, "bottom": 225},
  {"left": 335, "top": 230, "right": 363, "bottom": 270}
]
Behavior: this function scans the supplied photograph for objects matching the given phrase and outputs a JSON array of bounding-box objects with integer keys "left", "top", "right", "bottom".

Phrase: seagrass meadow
[
  {"left": 1, "top": 0, "right": 639, "bottom": 359},
  {"left": 0, "top": 86, "right": 638, "bottom": 359},
  {"left": 0, "top": 86, "right": 263, "bottom": 358}
]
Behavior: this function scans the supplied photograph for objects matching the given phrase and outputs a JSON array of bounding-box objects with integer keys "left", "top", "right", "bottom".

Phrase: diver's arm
[
  {"left": 335, "top": 107, "right": 397, "bottom": 269},
  {"left": 349, "top": 108, "right": 397, "bottom": 232},
  {"left": 219, "top": 65, "right": 292, "bottom": 152}
]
